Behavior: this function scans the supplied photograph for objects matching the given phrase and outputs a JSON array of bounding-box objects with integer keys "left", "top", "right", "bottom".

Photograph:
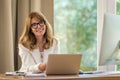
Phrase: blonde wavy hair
[{"left": 19, "top": 12, "right": 53, "bottom": 51}]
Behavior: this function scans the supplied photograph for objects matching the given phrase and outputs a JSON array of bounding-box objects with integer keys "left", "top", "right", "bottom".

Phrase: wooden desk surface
[
  {"left": 1, "top": 72, "right": 120, "bottom": 80},
  {"left": 0, "top": 74, "right": 24, "bottom": 79}
]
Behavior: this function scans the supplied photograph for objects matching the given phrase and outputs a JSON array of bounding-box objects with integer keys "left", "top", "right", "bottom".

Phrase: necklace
[
  {"left": 37, "top": 39, "right": 45, "bottom": 63},
  {"left": 39, "top": 46, "right": 44, "bottom": 63},
  {"left": 40, "top": 51, "right": 44, "bottom": 63}
]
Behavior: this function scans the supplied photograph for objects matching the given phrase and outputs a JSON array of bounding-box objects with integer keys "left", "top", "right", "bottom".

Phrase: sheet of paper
[
  {"left": 106, "top": 71, "right": 120, "bottom": 75},
  {"left": 5, "top": 72, "right": 26, "bottom": 76},
  {"left": 25, "top": 72, "right": 45, "bottom": 77}
]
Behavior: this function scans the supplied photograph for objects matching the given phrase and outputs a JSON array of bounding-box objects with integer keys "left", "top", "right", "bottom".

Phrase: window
[
  {"left": 116, "top": 0, "right": 120, "bottom": 71},
  {"left": 54, "top": 0, "right": 97, "bottom": 71},
  {"left": 117, "top": 0, "right": 120, "bottom": 15}
]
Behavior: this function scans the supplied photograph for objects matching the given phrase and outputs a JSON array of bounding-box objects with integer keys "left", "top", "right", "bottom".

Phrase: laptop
[{"left": 46, "top": 54, "right": 82, "bottom": 75}]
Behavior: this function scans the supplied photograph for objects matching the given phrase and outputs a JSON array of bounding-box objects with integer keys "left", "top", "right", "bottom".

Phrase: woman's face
[{"left": 31, "top": 17, "right": 46, "bottom": 37}]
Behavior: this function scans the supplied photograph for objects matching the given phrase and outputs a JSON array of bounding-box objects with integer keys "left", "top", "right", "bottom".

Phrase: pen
[
  {"left": 16, "top": 71, "right": 25, "bottom": 73},
  {"left": 16, "top": 71, "right": 26, "bottom": 76}
]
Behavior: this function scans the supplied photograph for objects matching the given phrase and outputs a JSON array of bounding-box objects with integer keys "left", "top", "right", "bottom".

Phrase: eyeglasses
[{"left": 31, "top": 21, "right": 45, "bottom": 29}]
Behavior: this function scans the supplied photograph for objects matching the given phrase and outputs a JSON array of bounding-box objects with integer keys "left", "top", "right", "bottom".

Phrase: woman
[{"left": 18, "top": 12, "right": 60, "bottom": 73}]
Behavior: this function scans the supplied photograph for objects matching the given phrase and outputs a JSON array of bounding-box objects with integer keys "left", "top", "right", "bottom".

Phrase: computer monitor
[{"left": 99, "top": 13, "right": 120, "bottom": 65}]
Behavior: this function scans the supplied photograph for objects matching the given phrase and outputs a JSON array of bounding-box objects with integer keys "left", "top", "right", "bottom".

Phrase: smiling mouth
[{"left": 36, "top": 28, "right": 44, "bottom": 32}]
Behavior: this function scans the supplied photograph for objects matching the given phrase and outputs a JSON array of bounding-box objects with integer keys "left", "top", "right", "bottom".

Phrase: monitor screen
[{"left": 99, "top": 13, "right": 120, "bottom": 65}]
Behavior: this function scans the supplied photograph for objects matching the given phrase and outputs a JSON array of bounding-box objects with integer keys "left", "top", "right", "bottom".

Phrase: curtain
[
  {"left": 0, "top": 0, "right": 14, "bottom": 73},
  {"left": 0, "top": 0, "right": 53, "bottom": 73}
]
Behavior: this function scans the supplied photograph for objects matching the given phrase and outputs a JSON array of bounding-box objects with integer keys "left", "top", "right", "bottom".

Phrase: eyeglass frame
[{"left": 31, "top": 21, "right": 45, "bottom": 29}]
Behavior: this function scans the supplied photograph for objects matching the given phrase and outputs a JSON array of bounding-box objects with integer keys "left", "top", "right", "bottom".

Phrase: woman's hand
[{"left": 38, "top": 63, "right": 47, "bottom": 72}]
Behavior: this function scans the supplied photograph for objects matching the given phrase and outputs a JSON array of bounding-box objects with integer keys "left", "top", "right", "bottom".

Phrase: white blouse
[{"left": 18, "top": 38, "right": 60, "bottom": 72}]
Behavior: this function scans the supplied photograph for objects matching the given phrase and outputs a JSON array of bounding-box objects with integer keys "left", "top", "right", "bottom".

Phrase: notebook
[{"left": 45, "top": 54, "right": 82, "bottom": 75}]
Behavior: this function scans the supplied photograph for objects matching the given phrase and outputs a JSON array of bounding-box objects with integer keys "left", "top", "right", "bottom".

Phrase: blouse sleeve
[
  {"left": 53, "top": 38, "right": 60, "bottom": 53},
  {"left": 18, "top": 44, "right": 41, "bottom": 73}
]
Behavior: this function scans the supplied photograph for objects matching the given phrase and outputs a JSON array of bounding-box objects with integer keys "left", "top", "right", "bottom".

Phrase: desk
[{"left": 1, "top": 72, "right": 120, "bottom": 80}]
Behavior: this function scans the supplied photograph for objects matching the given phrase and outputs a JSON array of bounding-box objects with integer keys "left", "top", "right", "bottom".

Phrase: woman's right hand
[{"left": 38, "top": 63, "right": 47, "bottom": 72}]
